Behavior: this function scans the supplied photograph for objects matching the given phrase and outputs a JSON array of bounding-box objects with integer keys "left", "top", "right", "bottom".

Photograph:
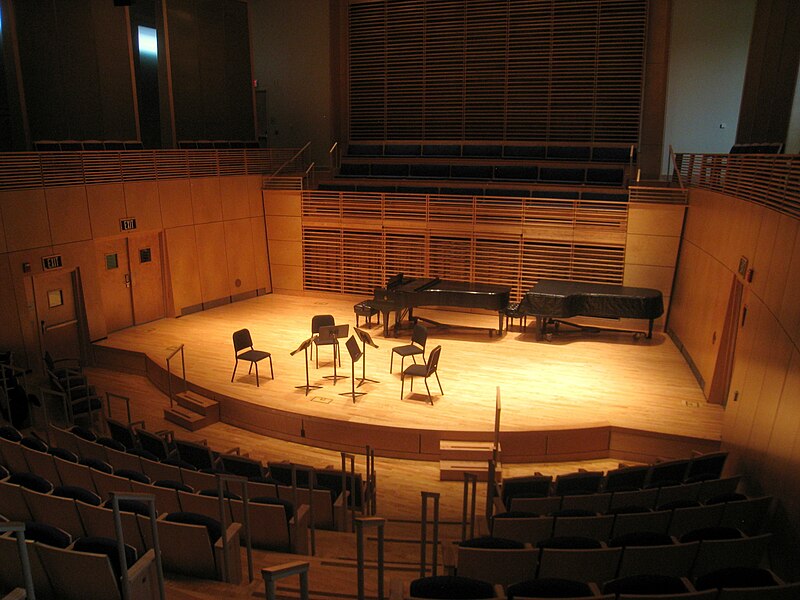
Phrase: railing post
[
  {"left": 1, "top": 522, "right": 36, "bottom": 600},
  {"left": 420, "top": 491, "right": 440, "bottom": 578},
  {"left": 291, "top": 464, "right": 316, "bottom": 555},
  {"left": 356, "top": 516, "right": 385, "bottom": 600},
  {"left": 365, "top": 445, "right": 377, "bottom": 516},
  {"left": 262, "top": 561, "right": 310, "bottom": 600},
  {"left": 216, "top": 473, "right": 253, "bottom": 582},
  {"left": 461, "top": 472, "right": 477, "bottom": 541},
  {"left": 110, "top": 492, "right": 166, "bottom": 600},
  {"left": 341, "top": 451, "right": 356, "bottom": 531}
]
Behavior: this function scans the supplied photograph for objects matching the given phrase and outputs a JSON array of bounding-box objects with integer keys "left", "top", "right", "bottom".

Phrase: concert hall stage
[{"left": 93, "top": 293, "right": 723, "bottom": 463}]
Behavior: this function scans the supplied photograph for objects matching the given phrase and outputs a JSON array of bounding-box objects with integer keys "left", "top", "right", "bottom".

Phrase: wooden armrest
[
  {"left": 493, "top": 584, "right": 505, "bottom": 598},
  {"left": 1, "top": 588, "right": 27, "bottom": 600},
  {"left": 290, "top": 504, "right": 310, "bottom": 554},
  {"left": 492, "top": 494, "right": 507, "bottom": 514},
  {"left": 128, "top": 420, "right": 146, "bottom": 429},
  {"left": 214, "top": 522, "right": 243, "bottom": 584},
  {"left": 155, "top": 430, "right": 174, "bottom": 443},
  {"left": 224, "top": 447, "right": 241, "bottom": 455},
  {"left": 126, "top": 548, "right": 155, "bottom": 580},
  {"left": 441, "top": 537, "right": 459, "bottom": 572}
]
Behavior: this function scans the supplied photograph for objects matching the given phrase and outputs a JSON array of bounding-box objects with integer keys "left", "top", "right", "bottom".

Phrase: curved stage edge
[{"left": 92, "top": 343, "right": 720, "bottom": 464}]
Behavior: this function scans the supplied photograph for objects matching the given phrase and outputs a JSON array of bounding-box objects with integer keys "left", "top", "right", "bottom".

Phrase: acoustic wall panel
[
  {"left": 223, "top": 218, "right": 257, "bottom": 297},
  {"left": 220, "top": 176, "right": 250, "bottom": 221},
  {"left": 158, "top": 179, "right": 194, "bottom": 229},
  {"left": 189, "top": 177, "right": 223, "bottom": 224},
  {"left": 0, "top": 188, "right": 52, "bottom": 252},
  {"left": 164, "top": 225, "right": 203, "bottom": 315},
  {"left": 86, "top": 184, "right": 127, "bottom": 240},
  {"left": 194, "top": 221, "right": 230, "bottom": 307},
  {"left": 123, "top": 181, "right": 163, "bottom": 233}
]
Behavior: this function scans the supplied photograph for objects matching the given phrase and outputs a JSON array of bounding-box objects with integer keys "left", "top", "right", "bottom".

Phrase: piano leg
[
  {"left": 497, "top": 311, "right": 503, "bottom": 336},
  {"left": 647, "top": 318, "right": 654, "bottom": 339}
]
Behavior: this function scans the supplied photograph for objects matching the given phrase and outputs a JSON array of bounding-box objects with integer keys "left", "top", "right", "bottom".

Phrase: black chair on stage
[
  {"left": 401, "top": 345, "right": 443, "bottom": 405},
  {"left": 231, "top": 328, "right": 273, "bottom": 387},
  {"left": 391, "top": 323, "right": 427, "bottom": 373},
  {"left": 311, "top": 314, "right": 338, "bottom": 368}
]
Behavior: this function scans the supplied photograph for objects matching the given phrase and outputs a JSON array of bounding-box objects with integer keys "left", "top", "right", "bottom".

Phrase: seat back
[
  {"left": 232, "top": 498, "right": 291, "bottom": 551},
  {"left": 604, "top": 465, "right": 650, "bottom": 492},
  {"left": 553, "top": 514, "right": 614, "bottom": 541},
  {"left": 669, "top": 504, "right": 724, "bottom": 538},
  {"left": 611, "top": 509, "right": 672, "bottom": 538},
  {"left": 20, "top": 444, "right": 62, "bottom": 486},
  {"left": 425, "top": 345, "right": 442, "bottom": 376},
  {"left": 555, "top": 471, "right": 605, "bottom": 496},
  {"left": 647, "top": 460, "right": 691, "bottom": 488},
  {"left": 219, "top": 454, "right": 264, "bottom": 479},
  {"left": 456, "top": 544, "right": 538, "bottom": 587},
  {"left": 24, "top": 487, "right": 87, "bottom": 538},
  {"left": 311, "top": 314, "right": 335, "bottom": 334},
  {"left": 135, "top": 429, "right": 171, "bottom": 461},
  {"left": 0, "top": 480, "right": 33, "bottom": 521},
  {"left": 0, "top": 536, "right": 55, "bottom": 599},
  {"left": 174, "top": 439, "right": 215, "bottom": 471},
  {"left": 232, "top": 328, "right": 254, "bottom": 355},
  {"left": 411, "top": 323, "right": 428, "bottom": 349},
  {"left": 155, "top": 515, "right": 217, "bottom": 578},
  {"left": 538, "top": 546, "right": 622, "bottom": 584},
  {"left": 617, "top": 541, "right": 699, "bottom": 578},
  {"left": 698, "top": 476, "right": 741, "bottom": 503},
  {"left": 691, "top": 533, "right": 773, "bottom": 578},
  {"left": 561, "top": 492, "right": 612, "bottom": 514},
  {"left": 77, "top": 502, "right": 148, "bottom": 556},
  {"left": 106, "top": 419, "right": 138, "bottom": 450},
  {"left": 716, "top": 581, "right": 800, "bottom": 600},
  {"left": 492, "top": 515, "right": 554, "bottom": 545},
  {"left": 686, "top": 451, "right": 728, "bottom": 481},
  {"left": 719, "top": 496, "right": 772, "bottom": 535}
]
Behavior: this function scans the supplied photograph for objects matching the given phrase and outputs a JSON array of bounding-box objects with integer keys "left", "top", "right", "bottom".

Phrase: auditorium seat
[
  {"left": 37, "top": 536, "right": 158, "bottom": 600},
  {"left": 552, "top": 513, "right": 614, "bottom": 541},
  {"left": 696, "top": 567, "right": 800, "bottom": 599},
  {"left": 0, "top": 434, "right": 28, "bottom": 474},
  {"left": 685, "top": 451, "right": 728, "bottom": 482},
  {"left": 610, "top": 508, "right": 672, "bottom": 538},
  {"left": 77, "top": 501, "right": 149, "bottom": 556},
  {"left": 689, "top": 532, "right": 772, "bottom": 578},
  {"left": 560, "top": 492, "right": 612, "bottom": 514},
  {"left": 616, "top": 538, "right": 700, "bottom": 579},
  {"left": 402, "top": 575, "right": 502, "bottom": 599},
  {"left": 554, "top": 471, "right": 605, "bottom": 496},
  {"left": 668, "top": 503, "right": 725, "bottom": 538},
  {"left": 24, "top": 486, "right": 88, "bottom": 538},
  {"left": 444, "top": 536, "right": 538, "bottom": 588},
  {"left": 603, "top": 465, "right": 650, "bottom": 492},
  {"left": 0, "top": 478, "right": 33, "bottom": 521},
  {"left": 506, "top": 578, "right": 606, "bottom": 600},
  {"left": 603, "top": 574, "right": 712, "bottom": 599},
  {"left": 645, "top": 459, "right": 691, "bottom": 489},
  {"left": 719, "top": 496, "right": 772, "bottom": 535},
  {"left": 536, "top": 537, "right": 621, "bottom": 584},
  {"left": 501, "top": 475, "right": 553, "bottom": 508},
  {"left": 510, "top": 495, "right": 562, "bottom": 515},
  {"left": 491, "top": 513, "right": 555, "bottom": 546},
  {"left": 609, "top": 488, "right": 659, "bottom": 511},
  {"left": 697, "top": 476, "right": 741, "bottom": 503},
  {"left": 0, "top": 526, "right": 60, "bottom": 599},
  {"left": 19, "top": 442, "right": 62, "bottom": 486},
  {"left": 232, "top": 495, "right": 309, "bottom": 553},
  {"left": 149, "top": 511, "right": 242, "bottom": 582}
]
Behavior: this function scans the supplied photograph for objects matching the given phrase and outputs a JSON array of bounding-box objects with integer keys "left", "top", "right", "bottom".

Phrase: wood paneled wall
[
  {"left": 164, "top": 0, "right": 255, "bottom": 142},
  {"left": 0, "top": 174, "right": 268, "bottom": 369},
  {"left": 12, "top": 0, "right": 138, "bottom": 142},
  {"left": 669, "top": 187, "right": 800, "bottom": 577}
]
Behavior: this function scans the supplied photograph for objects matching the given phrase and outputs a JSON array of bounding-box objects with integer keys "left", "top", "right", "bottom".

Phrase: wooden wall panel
[
  {"left": 250, "top": 217, "right": 271, "bottom": 292},
  {"left": 123, "top": 181, "right": 163, "bottom": 233},
  {"left": 0, "top": 255, "right": 25, "bottom": 358},
  {"left": 0, "top": 203, "right": 6, "bottom": 252},
  {"left": 86, "top": 183, "right": 127, "bottom": 239},
  {"left": 45, "top": 186, "right": 92, "bottom": 245},
  {"left": 623, "top": 264, "right": 675, "bottom": 293},
  {"left": 158, "top": 179, "right": 194, "bottom": 229},
  {"left": 223, "top": 218, "right": 257, "bottom": 297},
  {"left": 247, "top": 176, "right": 264, "bottom": 217},
  {"left": 190, "top": 177, "right": 223, "bottom": 224},
  {"left": 625, "top": 234, "right": 681, "bottom": 267},
  {"left": 220, "top": 176, "right": 250, "bottom": 221},
  {"left": 0, "top": 188, "right": 51, "bottom": 251},
  {"left": 163, "top": 226, "right": 203, "bottom": 315},
  {"left": 194, "top": 221, "right": 230, "bottom": 306},
  {"left": 778, "top": 233, "right": 800, "bottom": 349}
]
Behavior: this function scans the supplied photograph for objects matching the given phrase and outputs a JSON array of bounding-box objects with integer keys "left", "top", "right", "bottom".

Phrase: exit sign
[
  {"left": 120, "top": 217, "right": 137, "bottom": 231},
  {"left": 41, "top": 254, "right": 63, "bottom": 271}
]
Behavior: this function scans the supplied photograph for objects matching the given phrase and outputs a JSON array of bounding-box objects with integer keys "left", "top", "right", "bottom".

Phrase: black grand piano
[
  {"left": 518, "top": 279, "right": 664, "bottom": 339},
  {"left": 369, "top": 274, "right": 511, "bottom": 337}
]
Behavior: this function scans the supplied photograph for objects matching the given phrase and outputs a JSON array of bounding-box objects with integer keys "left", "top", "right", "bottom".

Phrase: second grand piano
[{"left": 370, "top": 274, "right": 511, "bottom": 336}]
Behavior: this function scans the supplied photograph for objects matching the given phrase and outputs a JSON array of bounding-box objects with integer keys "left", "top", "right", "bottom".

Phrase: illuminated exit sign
[{"left": 120, "top": 217, "right": 138, "bottom": 231}]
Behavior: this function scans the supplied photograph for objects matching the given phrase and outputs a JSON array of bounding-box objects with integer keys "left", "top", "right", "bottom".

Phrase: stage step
[
  {"left": 439, "top": 460, "right": 502, "bottom": 482},
  {"left": 164, "top": 390, "right": 219, "bottom": 431},
  {"left": 175, "top": 390, "right": 220, "bottom": 419},
  {"left": 439, "top": 440, "right": 500, "bottom": 462}
]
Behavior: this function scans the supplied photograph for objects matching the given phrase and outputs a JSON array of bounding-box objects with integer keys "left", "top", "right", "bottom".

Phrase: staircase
[
  {"left": 164, "top": 389, "right": 219, "bottom": 431},
  {"left": 163, "top": 344, "right": 219, "bottom": 431},
  {"left": 439, "top": 440, "right": 502, "bottom": 482}
]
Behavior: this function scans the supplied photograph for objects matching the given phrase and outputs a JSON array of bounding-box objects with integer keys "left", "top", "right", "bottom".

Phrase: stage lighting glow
[{"left": 138, "top": 26, "right": 157, "bottom": 57}]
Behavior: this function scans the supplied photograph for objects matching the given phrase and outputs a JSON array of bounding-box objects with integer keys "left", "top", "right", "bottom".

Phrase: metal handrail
[
  {"left": 329, "top": 141, "right": 340, "bottom": 171},
  {"left": 290, "top": 464, "right": 316, "bottom": 555},
  {"left": 420, "top": 491, "right": 440, "bottom": 578},
  {"left": 0, "top": 522, "right": 35, "bottom": 600},
  {"left": 264, "top": 141, "right": 311, "bottom": 182},
  {"left": 356, "top": 516, "right": 385, "bottom": 600},
  {"left": 669, "top": 145, "right": 686, "bottom": 191},
  {"left": 461, "top": 473, "right": 477, "bottom": 541},
  {"left": 165, "top": 344, "right": 185, "bottom": 408},
  {"left": 341, "top": 451, "right": 357, "bottom": 531},
  {"left": 109, "top": 492, "right": 166, "bottom": 600},
  {"left": 215, "top": 473, "right": 254, "bottom": 582},
  {"left": 262, "top": 561, "right": 310, "bottom": 600}
]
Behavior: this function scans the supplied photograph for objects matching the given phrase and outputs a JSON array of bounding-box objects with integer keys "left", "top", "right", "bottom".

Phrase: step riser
[
  {"left": 164, "top": 407, "right": 216, "bottom": 432},
  {"left": 175, "top": 391, "right": 220, "bottom": 418},
  {"left": 439, "top": 465, "right": 503, "bottom": 482}
]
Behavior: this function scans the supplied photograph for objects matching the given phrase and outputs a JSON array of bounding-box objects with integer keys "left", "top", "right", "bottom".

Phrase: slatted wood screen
[
  {"left": 301, "top": 190, "right": 627, "bottom": 299},
  {"left": 348, "top": 0, "right": 648, "bottom": 143},
  {"left": 0, "top": 149, "right": 300, "bottom": 191},
  {"left": 675, "top": 153, "right": 800, "bottom": 220}
]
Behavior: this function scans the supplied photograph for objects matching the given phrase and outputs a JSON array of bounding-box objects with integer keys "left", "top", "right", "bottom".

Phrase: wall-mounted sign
[
  {"left": 120, "top": 217, "right": 137, "bottom": 231},
  {"left": 41, "top": 254, "right": 63, "bottom": 271}
]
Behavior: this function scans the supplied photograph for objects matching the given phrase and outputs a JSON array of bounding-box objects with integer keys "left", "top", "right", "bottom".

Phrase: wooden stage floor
[{"left": 94, "top": 293, "right": 723, "bottom": 463}]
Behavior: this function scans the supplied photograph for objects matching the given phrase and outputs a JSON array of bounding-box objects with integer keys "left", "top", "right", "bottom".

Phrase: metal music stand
[
  {"left": 339, "top": 336, "right": 366, "bottom": 403},
  {"left": 320, "top": 324, "right": 349, "bottom": 383},
  {"left": 354, "top": 327, "right": 379, "bottom": 386},
  {"left": 290, "top": 336, "right": 323, "bottom": 395}
]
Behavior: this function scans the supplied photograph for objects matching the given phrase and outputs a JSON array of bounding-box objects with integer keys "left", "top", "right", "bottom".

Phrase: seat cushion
[
  {"left": 53, "top": 485, "right": 102, "bottom": 506},
  {"left": 9, "top": 472, "right": 53, "bottom": 493},
  {"left": 695, "top": 566, "right": 779, "bottom": 590},
  {"left": 114, "top": 469, "right": 150, "bottom": 484},
  {"left": 48, "top": 447, "right": 79, "bottom": 462},
  {"left": 251, "top": 496, "right": 295, "bottom": 520},
  {"left": 0, "top": 425, "right": 22, "bottom": 442},
  {"left": 237, "top": 349, "right": 270, "bottom": 362},
  {"left": 604, "top": 574, "right": 688, "bottom": 595},
  {"left": 410, "top": 575, "right": 496, "bottom": 599},
  {"left": 608, "top": 531, "right": 673, "bottom": 547},
  {"left": 79, "top": 457, "right": 113, "bottom": 474},
  {"left": 20, "top": 436, "right": 48, "bottom": 453},
  {"left": 22, "top": 521, "right": 71, "bottom": 548},
  {"left": 104, "top": 497, "right": 151, "bottom": 516},
  {"left": 73, "top": 536, "right": 138, "bottom": 581},
  {"left": 508, "top": 577, "right": 593, "bottom": 599},
  {"left": 154, "top": 479, "right": 194, "bottom": 493},
  {"left": 459, "top": 536, "right": 524, "bottom": 549},
  {"left": 537, "top": 536, "right": 602, "bottom": 549},
  {"left": 680, "top": 526, "right": 742, "bottom": 543}
]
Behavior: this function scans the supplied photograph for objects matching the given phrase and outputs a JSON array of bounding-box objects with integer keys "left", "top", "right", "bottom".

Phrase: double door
[{"left": 96, "top": 232, "right": 165, "bottom": 333}]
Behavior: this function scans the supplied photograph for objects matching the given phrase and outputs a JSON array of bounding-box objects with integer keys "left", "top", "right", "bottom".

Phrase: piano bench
[
  {"left": 503, "top": 302, "right": 528, "bottom": 330},
  {"left": 354, "top": 301, "right": 380, "bottom": 327}
]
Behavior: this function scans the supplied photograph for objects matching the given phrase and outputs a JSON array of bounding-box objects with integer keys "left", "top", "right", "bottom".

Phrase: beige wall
[
  {"left": 0, "top": 174, "right": 270, "bottom": 369},
  {"left": 670, "top": 188, "right": 800, "bottom": 577}
]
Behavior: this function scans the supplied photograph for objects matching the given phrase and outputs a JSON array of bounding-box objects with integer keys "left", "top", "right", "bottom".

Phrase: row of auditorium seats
[
  {"left": 0, "top": 518, "right": 160, "bottom": 600},
  {"left": 493, "top": 494, "right": 771, "bottom": 545},
  {"left": 346, "top": 142, "right": 635, "bottom": 163},
  {"left": 337, "top": 161, "right": 627, "bottom": 186},
  {"left": 442, "top": 529, "right": 774, "bottom": 590},
  {"left": 500, "top": 453, "right": 730, "bottom": 506},
  {"left": 318, "top": 180, "right": 629, "bottom": 201},
  {"left": 33, "top": 140, "right": 144, "bottom": 152},
  {"left": 178, "top": 140, "right": 260, "bottom": 149},
  {"left": 396, "top": 570, "right": 800, "bottom": 599}
]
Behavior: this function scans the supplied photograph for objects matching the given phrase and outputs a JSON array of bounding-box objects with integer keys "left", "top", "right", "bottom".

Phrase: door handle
[
  {"left": 124, "top": 273, "right": 131, "bottom": 288},
  {"left": 41, "top": 320, "right": 46, "bottom": 335}
]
